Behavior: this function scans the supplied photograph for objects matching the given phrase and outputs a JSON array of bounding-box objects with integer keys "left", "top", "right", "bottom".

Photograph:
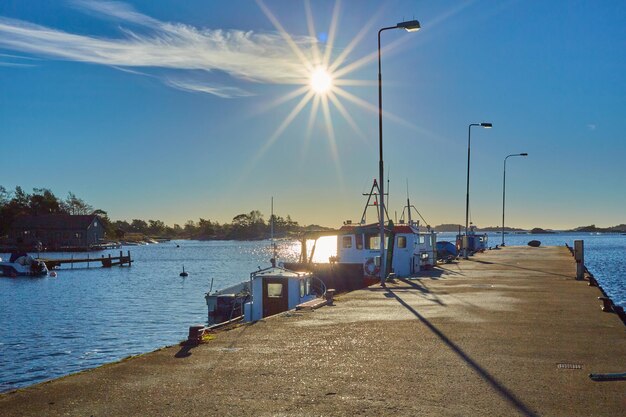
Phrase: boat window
[
  {"left": 342, "top": 236, "right": 353, "bottom": 249},
  {"left": 306, "top": 278, "right": 310, "bottom": 295},
  {"left": 365, "top": 235, "right": 380, "bottom": 250},
  {"left": 267, "top": 283, "right": 283, "bottom": 298},
  {"left": 300, "top": 280, "right": 305, "bottom": 297},
  {"left": 397, "top": 236, "right": 407, "bottom": 248},
  {"left": 355, "top": 235, "right": 363, "bottom": 250},
  {"left": 419, "top": 236, "right": 425, "bottom": 244}
]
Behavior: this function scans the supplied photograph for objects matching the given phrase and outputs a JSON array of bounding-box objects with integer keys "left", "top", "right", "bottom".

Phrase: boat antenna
[{"left": 399, "top": 179, "right": 430, "bottom": 227}]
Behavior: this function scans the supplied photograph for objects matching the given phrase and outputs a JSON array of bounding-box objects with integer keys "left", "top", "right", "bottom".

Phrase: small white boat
[
  {"left": 206, "top": 198, "right": 323, "bottom": 326},
  {"left": 0, "top": 254, "right": 49, "bottom": 277},
  {"left": 205, "top": 261, "right": 320, "bottom": 326}
]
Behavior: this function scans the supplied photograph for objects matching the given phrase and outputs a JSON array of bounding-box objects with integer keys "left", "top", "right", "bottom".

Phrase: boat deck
[{"left": 1, "top": 246, "right": 624, "bottom": 416}]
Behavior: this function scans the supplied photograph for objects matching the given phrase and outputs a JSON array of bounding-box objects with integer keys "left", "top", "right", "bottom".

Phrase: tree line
[
  {"left": 0, "top": 186, "right": 314, "bottom": 241},
  {"left": 109, "top": 210, "right": 304, "bottom": 240}
]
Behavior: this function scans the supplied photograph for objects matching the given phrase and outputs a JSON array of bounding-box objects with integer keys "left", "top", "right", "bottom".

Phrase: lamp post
[
  {"left": 501, "top": 153, "right": 528, "bottom": 246},
  {"left": 464, "top": 122, "right": 492, "bottom": 259},
  {"left": 377, "top": 19, "right": 420, "bottom": 285}
]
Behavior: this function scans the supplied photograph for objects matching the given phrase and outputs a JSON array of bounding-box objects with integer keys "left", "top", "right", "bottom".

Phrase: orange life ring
[{"left": 364, "top": 258, "right": 380, "bottom": 276}]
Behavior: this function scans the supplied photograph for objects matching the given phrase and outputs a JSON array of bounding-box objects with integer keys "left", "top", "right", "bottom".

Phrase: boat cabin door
[{"left": 262, "top": 277, "right": 289, "bottom": 318}]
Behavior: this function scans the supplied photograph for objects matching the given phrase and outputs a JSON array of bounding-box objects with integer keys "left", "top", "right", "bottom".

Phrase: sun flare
[
  {"left": 310, "top": 66, "right": 333, "bottom": 95},
  {"left": 249, "top": 0, "right": 398, "bottom": 181}
]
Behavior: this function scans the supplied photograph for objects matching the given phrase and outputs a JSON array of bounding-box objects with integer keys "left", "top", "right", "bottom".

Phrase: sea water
[{"left": 1, "top": 234, "right": 624, "bottom": 392}]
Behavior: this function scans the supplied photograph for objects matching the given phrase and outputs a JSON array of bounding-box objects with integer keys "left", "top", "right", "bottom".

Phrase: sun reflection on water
[{"left": 271, "top": 236, "right": 337, "bottom": 264}]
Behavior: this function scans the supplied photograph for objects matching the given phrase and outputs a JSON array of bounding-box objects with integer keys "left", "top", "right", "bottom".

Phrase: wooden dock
[
  {"left": 1, "top": 246, "right": 624, "bottom": 416},
  {"left": 42, "top": 251, "right": 132, "bottom": 270}
]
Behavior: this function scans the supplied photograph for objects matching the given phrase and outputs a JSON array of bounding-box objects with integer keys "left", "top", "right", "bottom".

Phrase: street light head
[
  {"left": 480, "top": 122, "right": 493, "bottom": 128},
  {"left": 397, "top": 20, "right": 420, "bottom": 32},
  {"left": 520, "top": 153, "right": 528, "bottom": 156}
]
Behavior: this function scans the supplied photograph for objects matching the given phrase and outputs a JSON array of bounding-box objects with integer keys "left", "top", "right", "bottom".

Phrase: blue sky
[{"left": 1, "top": 0, "right": 624, "bottom": 229}]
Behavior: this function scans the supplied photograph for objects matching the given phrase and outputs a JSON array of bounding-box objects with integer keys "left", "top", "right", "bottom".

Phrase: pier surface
[{"left": 1, "top": 246, "right": 624, "bottom": 416}]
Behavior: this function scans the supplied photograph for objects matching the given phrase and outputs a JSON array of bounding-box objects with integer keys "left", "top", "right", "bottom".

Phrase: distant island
[
  {"left": 433, "top": 224, "right": 626, "bottom": 234},
  {"left": 570, "top": 224, "right": 626, "bottom": 233}
]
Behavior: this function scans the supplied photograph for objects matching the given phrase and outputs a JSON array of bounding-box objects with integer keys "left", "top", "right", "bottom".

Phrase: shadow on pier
[{"left": 385, "top": 286, "right": 540, "bottom": 417}]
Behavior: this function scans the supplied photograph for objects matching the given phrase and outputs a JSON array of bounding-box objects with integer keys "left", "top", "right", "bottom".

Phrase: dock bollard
[
  {"left": 598, "top": 297, "right": 613, "bottom": 312},
  {"left": 587, "top": 274, "right": 598, "bottom": 287},
  {"left": 187, "top": 325, "right": 206, "bottom": 345},
  {"left": 574, "top": 240, "right": 584, "bottom": 280},
  {"left": 325, "top": 289, "right": 335, "bottom": 306}
]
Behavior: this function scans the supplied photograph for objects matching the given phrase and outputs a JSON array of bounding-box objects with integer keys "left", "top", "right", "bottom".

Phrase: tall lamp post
[
  {"left": 501, "top": 152, "right": 528, "bottom": 246},
  {"left": 377, "top": 19, "right": 420, "bottom": 285},
  {"left": 464, "top": 122, "right": 492, "bottom": 259}
]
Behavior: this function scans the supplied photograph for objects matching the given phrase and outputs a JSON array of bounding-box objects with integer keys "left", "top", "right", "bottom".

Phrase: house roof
[{"left": 11, "top": 215, "right": 99, "bottom": 230}]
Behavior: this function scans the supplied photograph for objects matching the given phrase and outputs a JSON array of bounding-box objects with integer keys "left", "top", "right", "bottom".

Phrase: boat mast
[
  {"left": 271, "top": 197, "right": 277, "bottom": 262},
  {"left": 406, "top": 179, "right": 412, "bottom": 224},
  {"left": 400, "top": 180, "right": 430, "bottom": 229},
  {"left": 360, "top": 179, "right": 389, "bottom": 225}
]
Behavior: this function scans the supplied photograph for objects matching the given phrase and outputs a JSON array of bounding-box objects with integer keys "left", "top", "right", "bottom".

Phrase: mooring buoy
[{"left": 180, "top": 265, "right": 188, "bottom": 277}]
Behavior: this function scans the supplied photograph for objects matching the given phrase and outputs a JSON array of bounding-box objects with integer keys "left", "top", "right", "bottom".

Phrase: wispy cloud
[
  {"left": 587, "top": 123, "right": 597, "bottom": 131},
  {"left": 0, "top": 1, "right": 318, "bottom": 97},
  {"left": 0, "top": 51, "right": 39, "bottom": 67},
  {"left": 165, "top": 78, "right": 254, "bottom": 99}
]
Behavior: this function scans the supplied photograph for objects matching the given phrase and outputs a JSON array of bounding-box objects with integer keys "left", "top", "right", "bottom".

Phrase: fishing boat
[
  {"left": 0, "top": 254, "right": 49, "bottom": 277},
  {"left": 205, "top": 198, "right": 324, "bottom": 326},
  {"left": 285, "top": 179, "right": 437, "bottom": 287},
  {"left": 205, "top": 259, "right": 322, "bottom": 325}
]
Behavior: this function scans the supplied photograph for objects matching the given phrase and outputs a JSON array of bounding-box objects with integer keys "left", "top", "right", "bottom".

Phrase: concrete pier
[{"left": 1, "top": 246, "right": 624, "bottom": 416}]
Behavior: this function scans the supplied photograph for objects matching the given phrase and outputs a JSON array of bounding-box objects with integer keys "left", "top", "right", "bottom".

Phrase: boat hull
[{"left": 0, "top": 261, "right": 48, "bottom": 277}]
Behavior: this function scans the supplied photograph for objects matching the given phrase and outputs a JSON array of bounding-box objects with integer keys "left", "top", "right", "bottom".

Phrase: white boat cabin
[
  {"left": 337, "top": 221, "right": 436, "bottom": 279},
  {"left": 244, "top": 266, "right": 316, "bottom": 322}
]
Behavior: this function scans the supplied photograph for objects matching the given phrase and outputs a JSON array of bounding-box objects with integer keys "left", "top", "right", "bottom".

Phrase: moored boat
[
  {"left": 456, "top": 225, "right": 488, "bottom": 254},
  {"left": 205, "top": 198, "right": 324, "bottom": 326},
  {"left": 206, "top": 258, "right": 322, "bottom": 326},
  {"left": 0, "top": 253, "right": 49, "bottom": 277},
  {"left": 286, "top": 179, "right": 437, "bottom": 287}
]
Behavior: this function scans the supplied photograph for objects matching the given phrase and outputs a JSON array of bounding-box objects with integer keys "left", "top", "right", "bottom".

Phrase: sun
[
  {"left": 310, "top": 66, "right": 333, "bottom": 95},
  {"left": 249, "top": 0, "right": 397, "bottom": 181}
]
